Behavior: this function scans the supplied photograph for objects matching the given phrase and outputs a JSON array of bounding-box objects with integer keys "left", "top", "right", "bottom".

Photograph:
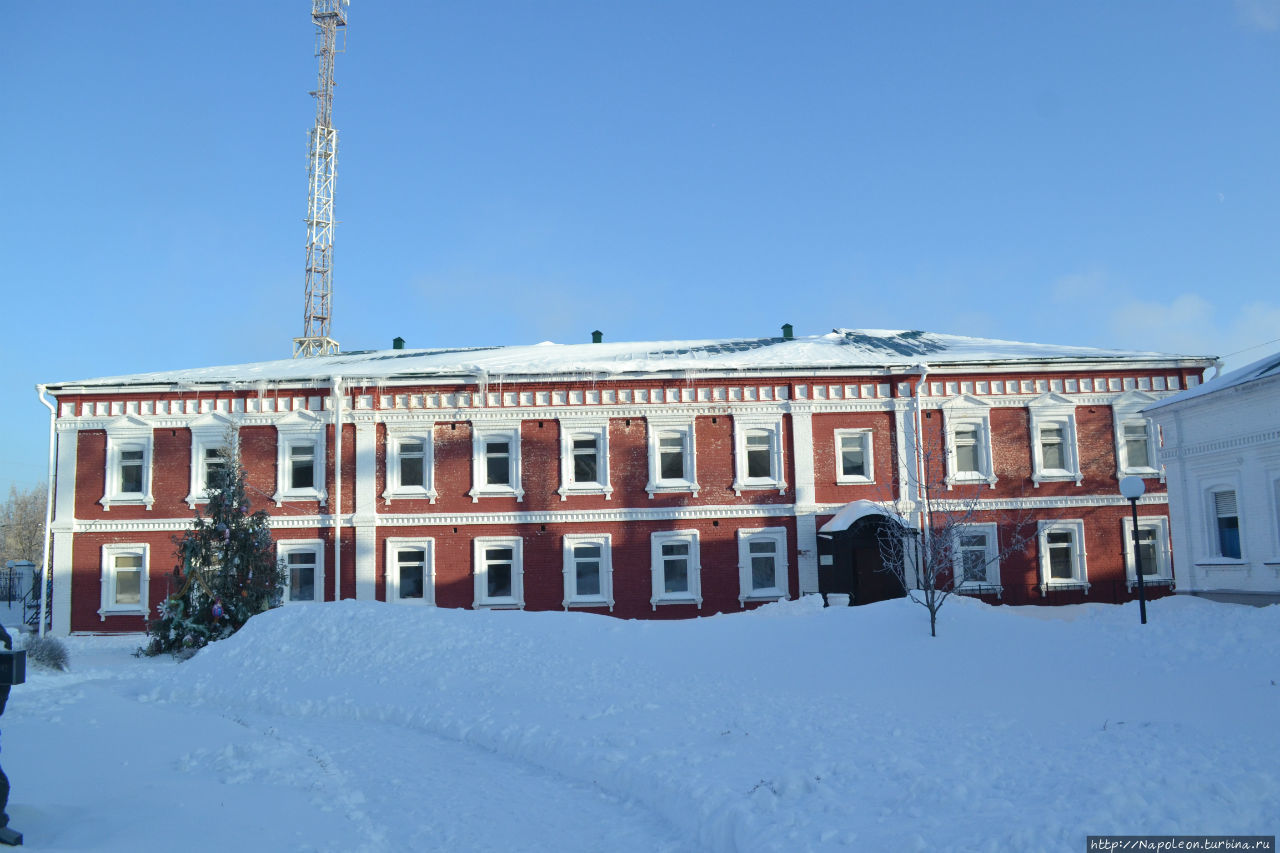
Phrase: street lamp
[{"left": 1119, "top": 475, "right": 1148, "bottom": 625}]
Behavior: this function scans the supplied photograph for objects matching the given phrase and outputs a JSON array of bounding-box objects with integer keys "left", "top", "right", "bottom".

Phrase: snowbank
[{"left": 156, "top": 596, "right": 1280, "bottom": 852}]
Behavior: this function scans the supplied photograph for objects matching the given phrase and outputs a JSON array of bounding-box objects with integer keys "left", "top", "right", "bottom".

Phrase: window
[
  {"left": 952, "top": 523, "right": 1000, "bottom": 591},
  {"left": 1037, "top": 520, "right": 1088, "bottom": 592},
  {"left": 385, "top": 537, "right": 434, "bottom": 604},
  {"left": 1212, "top": 489, "right": 1242, "bottom": 559},
  {"left": 731, "top": 415, "right": 786, "bottom": 495},
  {"left": 834, "top": 429, "right": 874, "bottom": 484},
  {"left": 650, "top": 530, "right": 702, "bottom": 609},
  {"left": 277, "top": 540, "right": 325, "bottom": 604},
  {"left": 557, "top": 419, "right": 613, "bottom": 500},
  {"left": 1028, "top": 394, "right": 1082, "bottom": 487},
  {"left": 1122, "top": 516, "right": 1172, "bottom": 589},
  {"left": 185, "top": 413, "right": 236, "bottom": 508},
  {"left": 562, "top": 533, "right": 614, "bottom": 610},
  {"left": 474, "top": 536, "right": 524, "bottom": 608},
  {"left": 469, "top": 421, "right": 524, "bottom": 502},
  {"left": 273, "top": 412, "right": 327, "bottom": 506},
  {"left": 645, "top": 416, "right": 699, "bottom": 497},
  {"left": 383, "top": 424, "right": 437, "bottom": 503},
  {"left": 1111, "top": 391, "right": 1161, "bottom": 478},
  {"left": 942, "top": 397, "right": 996, "bottom": 489},
  {"left": 100, "top": 543, "right": 149, "bottom": 618},
  {"left": 737, "top": 527, "right": 789, "bottom": 604},
  {"left": 100, "top": 415, "right": 155, "bottom": 510}
]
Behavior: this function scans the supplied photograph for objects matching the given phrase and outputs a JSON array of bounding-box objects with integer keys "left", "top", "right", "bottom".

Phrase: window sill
[
  {"left": 99, "top": 495, "right": 155, "bottom": 511},
  {"left": 564, "top": 598, "right": 614, "bottom": 611},
  {"left": 731, "top": 479, "right": 788, "bottom": 497},
  {"left": 956, "top": 584, "right": 1003, "bottom": 598},
  {"left": 474, "top": 600, "right": 525, "bottom": 610},
  {"left": 1118, "top": 468, "right": 1161, "bottom": 479},
  {"left": 98, "top": 606, "right": 145, "bottom": 620},
  {"left": 739, "top": 591, "right": 787, "bottom": 605},
  {"left": 1031, "top": 471, "right": 1083, "bottom": 487},
  {"left": 945, "top": 474, "right": 996, "bottom": 490},
  {"left": 1196, "top": 561, "right": 1249, "bottom": 572},
  {"left": 557, "top": 485, "right": 614, "bottom": 501},
  {"left": 1040, "top": 581, "right": 1090, "bottom": 595},
  {"left": 835, "top": 476, "right": 875, "bottom": 487},
  {"left": 469, "top": 487, "right": 525, "bottom": 503},
  {"left": 646, "top": 481, "right": 700, "bottom": 498},
  {"left": 1127, "top": 577, "right": 1174, "bottom": 592},
  {"left": 382, "top": 488, "right": 438, "bottom": 505},
  {"left": 650, "top": 595, "right": 703, "bottom": 610},
  {"left": 273, "top": 489, "right": 327, "bottom": 507}
]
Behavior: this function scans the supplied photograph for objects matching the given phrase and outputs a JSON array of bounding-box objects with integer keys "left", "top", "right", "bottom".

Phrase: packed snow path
[{"left": 4, "top": 595, "right": 1278, "bottom": 851}]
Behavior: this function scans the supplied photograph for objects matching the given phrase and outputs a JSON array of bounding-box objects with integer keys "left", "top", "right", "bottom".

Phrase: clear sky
[{"left": 2, "top": 1, "right": 1278, "bottom": 496}]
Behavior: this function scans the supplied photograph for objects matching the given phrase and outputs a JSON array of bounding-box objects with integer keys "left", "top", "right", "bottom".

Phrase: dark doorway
[{"left": 817, "top": 516, "right": 907, "bottom": 606}]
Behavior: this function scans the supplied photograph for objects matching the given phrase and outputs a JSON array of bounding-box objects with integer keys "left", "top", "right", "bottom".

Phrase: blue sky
[{"left": 2, "top": 0, "right": 1278, "bottom": 495}]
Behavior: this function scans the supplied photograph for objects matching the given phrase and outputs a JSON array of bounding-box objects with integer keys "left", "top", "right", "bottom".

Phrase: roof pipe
[
  {"left": 36, "top": 385, "right": 56, "bottom": 637},
  {"left": 331, "top": 376, "right": 344, "bottom": 601}
]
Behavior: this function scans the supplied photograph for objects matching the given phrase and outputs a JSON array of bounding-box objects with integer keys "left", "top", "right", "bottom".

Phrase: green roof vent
[
  {"left": 781, "top": 323, "right": 794, "bottom": 340},
  {"left": 392, "top": 336, "right": 405, "bottom": 350},
  {"left": 591, "top": 330, "right": 603, "bottom": 344}
]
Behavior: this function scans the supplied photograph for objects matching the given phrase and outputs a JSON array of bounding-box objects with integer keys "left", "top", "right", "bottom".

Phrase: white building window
[
  {"left": 1037, "top": 520, "right": 1088, "bottom": 593},
  {"left": 273, "top": 412, "right": 327, "bottom": 506},
  {"left": 100, "top": 543, "right": 149, "bottom": 618},
  {"left": 100, "top": 415, "right": 155, "bottom": 510},
  {"left": 278, "top": 540, "right": 325, "bottom": 604},
  {"left": 941, "top": 397, "right": 996, "bottom": 489},
  {"left": 385, "top": 537, "right": 434, "bottom": 604},
  {"left": 1209, "top": 488, "right": 1243, "bottom": 560},
  {"left": 557, "top": 419, "right": 613, "bottom": 500},
  {"left": 1111, "top": 391, "right": 1161, "bottom": 479},
  {"left": 952, "top": 523, "right": 1001, "bottom": 593},
  {"left": 383, "top": 424, "right": 437, "bottom": 503},
  {"left": 185, "top": 413, "right": 236, "bottom": 508},
  {"left": 474, "top": 536, "right": 524, "bottom": 609},
  {"left": 737, "top": 527, "right": 789, "bottom": 604},
  {"left": 731, "top": 415, "right": 787, "bottom": 495},
  {"left": 469, "top": 421, "right": 524, "bottom": 502},
  {"left": 562, "top": 533, "right": 613, "bottom": 610},
  {"left": 1122, "top": 516, "right": 1172, "bottom": 589},
  {"left": 645, "top": 416, "right": 699, "bottom": 498},
  {"left": 650, "top": 529, "right": 702, "bottom": 609},
  {"left": 1027, "top": 393, "right": 1082, "bottom": 487},
  {"left": 834, "top": 429, "right": 874, "bottom": 484}
]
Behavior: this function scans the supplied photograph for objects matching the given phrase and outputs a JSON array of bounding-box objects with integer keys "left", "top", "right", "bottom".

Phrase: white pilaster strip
[
  {"left": 789, "top": 405, "right": 820, "bottom": 595},
  {"left": 353, "top": 418, "right": 378, "bottom": 600}
]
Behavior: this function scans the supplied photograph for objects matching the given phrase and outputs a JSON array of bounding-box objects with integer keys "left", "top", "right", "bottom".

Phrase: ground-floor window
[
  {"left": 737, "top": 527, "right": 789, "bottom": 604},
  {"left": 562, "top": 534, "right": 613, "bottom": 610},
  {"left": 650, "top": 530, "right": 702, "bottom": 610},
  {"left": 385, "top": 538, "right": 434, "bottom": 604},
  {"left": 474, "top": 536, "right": 524, "bottom": 609},
  {"left": 278, "top": 540, "right": 325, "bottom": 603},
  {"left": 1037, "top": 520, "right": 1088, "bottom": 593},
  {"left": 100, "top": 543, "right": 149, "bottom": 619}
]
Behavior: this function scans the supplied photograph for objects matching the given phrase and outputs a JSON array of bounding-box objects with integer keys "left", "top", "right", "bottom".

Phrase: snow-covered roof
[
  {"left": 818, "top": 500, "right": 912, "bottom": 533},
  {"left": 1145, "top": 349, "right": 1280, "bottom": 412},
  {"left": 46, "top": 328, "right": 1212, "bottom": 391}
]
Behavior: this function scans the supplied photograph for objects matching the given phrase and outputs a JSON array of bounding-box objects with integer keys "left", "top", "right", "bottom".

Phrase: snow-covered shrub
[{"left": 24, "top": 635, "right": 69, "bottom": 671}]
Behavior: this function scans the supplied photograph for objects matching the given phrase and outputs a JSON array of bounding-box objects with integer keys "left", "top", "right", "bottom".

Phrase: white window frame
[
  {"left": 185, "top": 413, "right": 236, "bottom": 508},
  {"left": 650, "top": 529, "right": 702, "bottom": 610},
  {"left": 383, "top": 423, "right": 437, "bottom": 504},
  {"left": 1122, "top": 515, "right": 1173, "bottom": 590},
  {"left": 100, "top": 415, "right": 155, "bottom": 510},
  {"left": 473, "top": 536, "right": 524, "bottom": 609},
  {"left": 952, "top": 522, "right": 1001, "bottom": 594},
  {"left": 941, "top": 397, "right": 996, "bottom": 489},
  {"left": 278, "top": 539, "right": 325, "bottom": 604},
  {"left": 737, "top": 526, "right": 789, "bottom": 604},
  {"left": 385, "top": 536, "right": 435, "bottom": 605},
  {"left": 1111, "top": 391, "right": 1161, "bottom": 480},
  {"left": 273, "top": 412, "right": 327, "bottom": 506},
  {"left": 731, "top": 414, "right": 787, "bottom": 495},
  {"left": 1037, "top": 519, "right": 1089, "bottom": 593},
  {"left": 557, "top": 418, "right": 613, "bottom": 500},
  {"left": 100, "top": 542, "right": 149, "bottom": 619},
  {"left": 1027, "top": 394, "right": 1082, "bottom": 487},
  {"left": 1204, "top": 484, "right": 1245, "bottom": 562},
  {"left": 834, "top": 428, "right": 874, "bottom": 485},
  {"left": 645, "top": 416, "right": 699, "bottom": 498},
  {"left": 562, "top": 533, "right": 613, "bottom": 610},
  {"left": 469, "top": 420, "right": 524, "bottom": 502}
]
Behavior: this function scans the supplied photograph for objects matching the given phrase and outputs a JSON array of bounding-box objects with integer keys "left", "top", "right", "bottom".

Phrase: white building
[{"left": 1146, "top": 352, "right": 1280, "bottom": 604}]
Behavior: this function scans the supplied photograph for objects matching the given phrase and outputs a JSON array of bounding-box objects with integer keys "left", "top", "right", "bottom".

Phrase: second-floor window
[
  {"left": 470, "top": 422, "right": 524, "bottom": 502},
  {"left": 101, "top": 416, "right": 156, "bottom": 510},
  {"left": 557, "top": 420, "right": 612, "bottom": 500},
  {"left": 834, "top": 429, "right": 874, "bottom": 484},
  {"left": 732, "top": 415, "right": 786, "bottom": 495},
  {"left": 383, "top": 426, "right": 437, "bottom": 503},
  {"left": 646, "top": 417, "right": 699, "bottom": 497},
  {"left": 1212, "top": 489, "right": 1242, "bottom": 559}
]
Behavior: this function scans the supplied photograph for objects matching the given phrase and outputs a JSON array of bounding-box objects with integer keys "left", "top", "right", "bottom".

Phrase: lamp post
[{"left": 1119, "top": 475, "right": 1148, "bottom": 625}]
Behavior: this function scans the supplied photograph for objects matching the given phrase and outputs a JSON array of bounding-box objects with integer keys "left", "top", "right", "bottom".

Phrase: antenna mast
[{"left": 293, "top": 0, "right": 348, "bottom": 358}]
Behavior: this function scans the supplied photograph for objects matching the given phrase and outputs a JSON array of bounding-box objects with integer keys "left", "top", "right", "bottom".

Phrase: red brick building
[{"left": 38, "top": 328, "right": 1213, "bottom": 634}]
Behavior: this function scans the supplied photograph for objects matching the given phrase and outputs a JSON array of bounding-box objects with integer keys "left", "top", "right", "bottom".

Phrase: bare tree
[
  {"left": 876, "top": 445, "right": 1035, "bottom": 637},
  {"left": 0, "top": 483, "right": 47, "bottom": 567}
]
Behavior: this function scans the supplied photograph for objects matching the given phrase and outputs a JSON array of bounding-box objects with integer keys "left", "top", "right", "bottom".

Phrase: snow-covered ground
[{"left": 4, "top": 595, "right": 1278, "bottom": 852}]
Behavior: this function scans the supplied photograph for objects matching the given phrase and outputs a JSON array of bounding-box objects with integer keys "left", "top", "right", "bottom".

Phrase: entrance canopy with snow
[{"left": 818, "top": 500, "right": 913, "bottom": 535}]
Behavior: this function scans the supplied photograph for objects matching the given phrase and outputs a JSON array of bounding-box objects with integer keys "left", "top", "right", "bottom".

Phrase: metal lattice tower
[{"left": 293, "top": 0, "right": 348, "bottom": 358}]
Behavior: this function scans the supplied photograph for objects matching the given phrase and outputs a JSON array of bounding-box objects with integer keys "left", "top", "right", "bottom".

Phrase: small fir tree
[{"left": 143, "top": 435, "right": 285, "bottom": 656}]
